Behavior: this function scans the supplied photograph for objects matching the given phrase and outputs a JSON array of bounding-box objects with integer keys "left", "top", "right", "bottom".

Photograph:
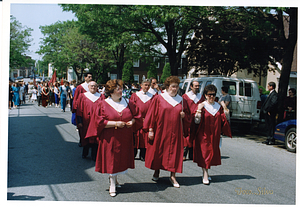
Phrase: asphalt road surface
[{"left": 7, "top": 102, "right": 296, "bottom": 205}]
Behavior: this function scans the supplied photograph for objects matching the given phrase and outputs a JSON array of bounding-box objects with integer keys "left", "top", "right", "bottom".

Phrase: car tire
[{"left": 285, "top": 128, "right": 296, "bottom": 153}]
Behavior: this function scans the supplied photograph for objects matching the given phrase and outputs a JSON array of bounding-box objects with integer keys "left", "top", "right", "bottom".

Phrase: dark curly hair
[
  {"left": 105, "top": 79, "right": 124, "bottom": 97},
  {"left": 203, "top": 84, "right": 217, "bottom": 95}
]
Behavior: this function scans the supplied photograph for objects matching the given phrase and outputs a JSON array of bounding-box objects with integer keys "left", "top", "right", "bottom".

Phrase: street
[{"left": 7, "top": 102, "right": 296, "bottom": 205}]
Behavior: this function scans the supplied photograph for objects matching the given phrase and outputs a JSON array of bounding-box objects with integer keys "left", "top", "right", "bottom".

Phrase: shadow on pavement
[
  {"left": 8, "top": 115, "right": 95, "bottom": 188},
  {"left": 115, "top": 174, "right": 255, "bottom": 195},
  {"left": 7, "top": 192, "right": 44, "bottom": 200}
]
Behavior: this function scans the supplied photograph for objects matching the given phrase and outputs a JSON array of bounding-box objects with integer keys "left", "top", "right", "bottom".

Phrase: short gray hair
[{"left": 141, "top": 79, "right": 151, "bottom": 85}]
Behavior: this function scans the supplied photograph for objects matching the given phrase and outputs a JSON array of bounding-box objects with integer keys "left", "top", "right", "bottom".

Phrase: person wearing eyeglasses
[
  {"left": 193, "top": 84, "right": 232, "bottom": 185},
  {"left": 76, "top": 81, "right": 103, "bottom": 161},
  {"left": 130, "top": 79, "right": 154, "bottom": 161}
]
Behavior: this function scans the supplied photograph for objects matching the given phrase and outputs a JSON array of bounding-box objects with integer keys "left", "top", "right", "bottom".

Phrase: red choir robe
[
  {"left": 143, "top": 93, "right": 191, "bottom": 173},
  {"left": 192, "top": 101, "right": 232, "bottom": 169},
  {"left": 182, "top": 91, "right": 205, "bottom": 148},
  {"left": 86, "top": 97, "right": 143, "bottom": 174},
  {"left": 130, "top": 91, "right": 154, "bottom": 149},
  {"left": 72, "top": 82, "right": 89, "bottom": 113},
  {"left": 76, "top": 91, "right": 103, "bottom": 146}
]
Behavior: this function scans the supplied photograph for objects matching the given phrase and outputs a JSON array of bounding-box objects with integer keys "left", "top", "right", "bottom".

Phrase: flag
[{"left": 48, "top": 70, "right": 57, "bottom": 85}]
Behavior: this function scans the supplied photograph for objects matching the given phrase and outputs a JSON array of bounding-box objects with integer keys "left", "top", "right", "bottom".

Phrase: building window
[
  {"left": 154, "top": 57, "right": 160, "bottom": 68},
  {"left": 165, "top": 58, "right": 169, "bottom": 65},
  {"left": 134, "top": 75, "right": 139, "bottom": 83},
  {"left": 133, "top": 59, "right": 140, "bottom": 67},
  {"left": 110, "top": 74, "right": 117, "bottom": 80}
]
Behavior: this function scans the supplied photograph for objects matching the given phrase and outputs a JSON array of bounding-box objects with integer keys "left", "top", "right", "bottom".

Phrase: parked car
[
  {"left": 180, "top": 77, "right": 262, "bottom": 125},
  {"left": 274, "top": 119, "right": 296, "bottom": 153}
]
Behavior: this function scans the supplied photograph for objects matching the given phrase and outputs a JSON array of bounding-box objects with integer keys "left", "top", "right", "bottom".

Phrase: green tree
[
  {"left": 186, "top": 7, "right": 276, "bottom": 78},
  {"left": 10, "top": 16, "right": 33, "bottom": 68},
  {"left": 147, "top": 62, "right": 158, "bottom": 79},
  {"left": 122, "top": 61, "right": 134, "bottom": 84},
  {"left": 61, "top": 5, "right": 212, "bottom": 76},
  {"left": 37, "top": 20, "right": 114, "bottom": 81},
  {"left": 61, "top": 4, "right": 137, "bottom": 79},
  {"left": 161, "top": 63, "right": 171, "bottom": 83}
]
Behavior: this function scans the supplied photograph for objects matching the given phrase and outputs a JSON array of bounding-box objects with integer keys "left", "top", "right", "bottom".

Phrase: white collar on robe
[
  {"left": 148, "top": 87, "right": 157, "bottom": 95},
  {"left": 105, "top": 97, "right": 128, "bottom": 112},
  {"left": 81, "top": 82, "right": 89, "bottom": 92},
  {"left": 84, "top": 91, "right": 100, "bottom": 103},
  {"left": 161, "top": 92, "right": 182, "bottom": 107},
  {"left": 186, "top": 90, "right": 202, "bottom": 104},
  {"left": 136, "top": 91, "right": 153, "bottom": 103},
  {"left": 204, "top": 101, "right": 220, "bottom": 116}
]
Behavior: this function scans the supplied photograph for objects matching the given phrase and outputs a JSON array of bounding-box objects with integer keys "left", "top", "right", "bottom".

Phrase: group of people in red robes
[{"left": 72, "top": 74, "right": 232, "bottom": 197}]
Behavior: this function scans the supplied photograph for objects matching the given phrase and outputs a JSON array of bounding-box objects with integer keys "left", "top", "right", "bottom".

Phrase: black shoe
[
  {"left": 267, "top": 140, "right": 276, "bottom": 145},
  {"left": 262, "top": 140, "right": 269, "bottom": 144},
  {"left": 140, "top": 157, "right": 145, "bottom": 162}
]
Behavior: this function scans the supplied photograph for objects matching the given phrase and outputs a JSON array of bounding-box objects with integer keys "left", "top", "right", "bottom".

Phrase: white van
[{"left": 180, "top": 77, "right": 262, "bottom": 125}]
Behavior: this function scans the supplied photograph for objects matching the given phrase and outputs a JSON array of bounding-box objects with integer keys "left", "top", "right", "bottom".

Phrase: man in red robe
[
  {"left": 76, "top": 81, "right": 103, "bottom": 160},
  {"left": 72, "top": 72, "right": 93, "bottom": 113},
  {"left": 182, "top": 80, "right": 205, "bottom": 161},
  {"left": 130, "top": 79, "right": 154, "bottom": 161},
  {"left": 148, "top": 77, "right": 161, "bottom": 95},
  {"left": 72, "top": 72, "right": 93, "bottom": 147}
]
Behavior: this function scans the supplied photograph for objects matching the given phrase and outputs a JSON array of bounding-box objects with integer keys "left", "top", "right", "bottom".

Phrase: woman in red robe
[
  {"left": 130, "top": 79, "right": 154, "bottom": 161},
  {"left": 86, "top": 79, "right": 142, "bottom": 197},
  {"left": 143, "top": 76, "right": 191, "bottom": 188},
  {"left": 192, "top": 84, "right": 232, "bottom": 185},
  {"left": 41, "top": 82, "right": 50, "bottom": 107}
]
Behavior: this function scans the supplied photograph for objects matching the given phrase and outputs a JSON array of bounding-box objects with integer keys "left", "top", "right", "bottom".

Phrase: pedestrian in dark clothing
[{"left": 261, "top": 82, "right": 278, "bottom": 145}]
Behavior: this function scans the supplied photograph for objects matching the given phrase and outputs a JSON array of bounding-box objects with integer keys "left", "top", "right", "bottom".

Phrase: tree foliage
[
  {"left": 37, "top": 20, "right": 114, "bottom": 81},
  {"left": 122, "top": 61, "right": 134, "bottom": 84},
  {"left": 161, "top": 63, "right": 171, "bottom": 83},
  {"left": 186, "top": 7, "right": 277, "bottom": 79},
  {"left": 61, "top": 5, "right": 212, "bottom": 76},
  {"left": 10, "top": 16, "right": 33, "bottom": 68},
  {"left": 147, "top": 62, "right": 158, "bottom": 79}
]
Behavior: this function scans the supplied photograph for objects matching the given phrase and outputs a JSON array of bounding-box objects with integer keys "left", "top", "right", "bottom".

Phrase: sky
[{"left": 10, "top": 3, "right": 77, "bottom": 61}]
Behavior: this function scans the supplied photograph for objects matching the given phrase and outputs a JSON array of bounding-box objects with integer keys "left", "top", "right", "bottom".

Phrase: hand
[
  {"left": 116, "top": 121, "right": 126, "bottom": 128},
  {"left": 125, "top": 119, "right": 135, "bottom": 128},
  {"left": 180, "top": 111, "right": 185, "bottom": 118},
  {"left": 77, "top": 123, "right": 83, "bottom": 128},
  {"left": 198, "top": 102, "right": 205, "bottom": 111},
  {"left": 148, "top": 131, "right": 154, "bottom": 140},
  {"left": 268, "top": 112, "right": 270, "bottom": 116},
  {"left": 288, "top": 107, "right": 292, "bottom": 112},
  {"left": 153, "top": 84, "right": 159, "bottom": 90}
]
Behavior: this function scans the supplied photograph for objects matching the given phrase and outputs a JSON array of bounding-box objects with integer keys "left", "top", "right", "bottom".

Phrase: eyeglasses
[{"left": 206, "top": 93, "right": 216, "bottom": 97}]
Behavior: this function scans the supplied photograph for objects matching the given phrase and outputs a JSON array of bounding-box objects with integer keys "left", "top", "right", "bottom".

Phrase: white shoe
[
  {"left": 202, "top": 178, "right": 210, "bottom": 185},
  {"left": 169, "top": 177, "right": 180, "bottom": 188}
]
